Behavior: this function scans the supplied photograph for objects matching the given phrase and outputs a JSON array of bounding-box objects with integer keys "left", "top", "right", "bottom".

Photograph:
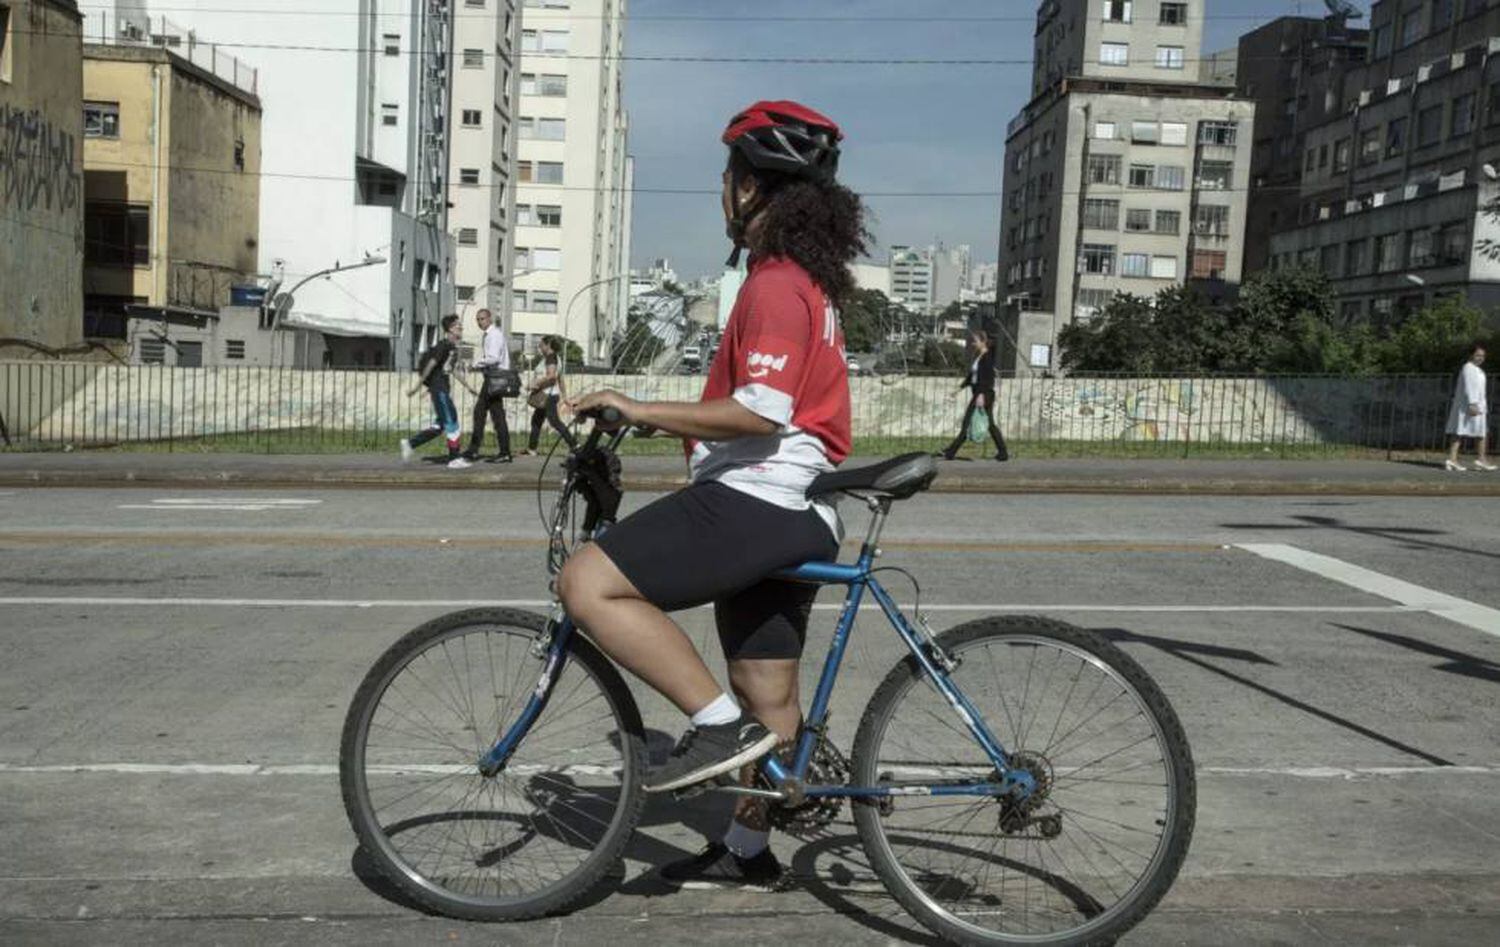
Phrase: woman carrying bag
[
  {"left": 519, "top": 335, "right": 567, "bottom": 456},
  {"left": 938, "top": 328, "right": 1009, "bottom": 462}
]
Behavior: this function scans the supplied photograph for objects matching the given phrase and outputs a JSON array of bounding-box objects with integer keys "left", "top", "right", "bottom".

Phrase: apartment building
[
  {"left": 511, "top": 0, "right": 631, "bottom": 364},
  {"left": 998, "top": 0, "right": 1256, "bottom": 371},
  {"left": 1233, "top": 15, "right": 1368, "bottom": 274},
  {"left": 81, "top": 42, "right": 261, "bottom": 348},
  {"left": 1264, "top": 0, "right": 1500, "bottom": 324},
  {"left": 888, "top": 243, "right": 969, "bottom": 315},
  {"left": 0, "top": 0, "right": 84, "bottom": 350},
  {"left": 449, "top": 0, "right": 522, "bottom": 348}
]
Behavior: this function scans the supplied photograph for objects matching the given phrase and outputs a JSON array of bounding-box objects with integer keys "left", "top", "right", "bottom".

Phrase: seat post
[{"left": 858, "top": 495, "right": 892, "bottom": 564}]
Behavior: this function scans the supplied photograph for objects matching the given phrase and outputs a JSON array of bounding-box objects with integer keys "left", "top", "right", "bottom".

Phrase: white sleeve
[
  {"left": 732, "top": 383, "right": 794, "bottom": 428},
  {"left": 1462, "top": 364, "right": 1483, "bottom": 405}
]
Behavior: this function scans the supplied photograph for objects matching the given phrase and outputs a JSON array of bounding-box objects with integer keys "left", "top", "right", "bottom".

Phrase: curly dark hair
[{"left": 730, "top": 149, "right": 870, "bottom": 311}]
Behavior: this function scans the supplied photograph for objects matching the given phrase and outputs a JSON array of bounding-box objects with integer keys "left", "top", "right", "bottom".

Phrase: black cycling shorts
[{"left": 593, "top": 481, "right": 839, "bottom": 660}]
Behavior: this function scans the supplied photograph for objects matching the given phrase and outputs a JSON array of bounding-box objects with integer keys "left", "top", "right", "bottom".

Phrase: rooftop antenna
[{"left": 1323, "top": 0, "right": 1364, "bottom": 20}]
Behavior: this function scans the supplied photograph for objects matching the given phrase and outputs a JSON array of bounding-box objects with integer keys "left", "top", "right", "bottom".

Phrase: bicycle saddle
[{"left": 806, "top": 451, "right": 938, "bottom": 501}]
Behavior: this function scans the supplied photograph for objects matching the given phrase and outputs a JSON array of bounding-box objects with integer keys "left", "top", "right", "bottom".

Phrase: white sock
[
  {"left": 689, "top": 692, "right": 741, "bottom": 728},
  {"left": 724, "top": 820, "right": 770, "bottom": 859}
]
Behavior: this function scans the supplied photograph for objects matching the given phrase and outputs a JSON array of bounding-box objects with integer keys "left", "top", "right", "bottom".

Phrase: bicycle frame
[{"left": 478, "top": 497, "right": 1037, "bottom": 803}]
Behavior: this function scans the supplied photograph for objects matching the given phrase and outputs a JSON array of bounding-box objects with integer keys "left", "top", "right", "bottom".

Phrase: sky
[{"left": 622, "top": 0, "right": 1369, "bottom": 281}]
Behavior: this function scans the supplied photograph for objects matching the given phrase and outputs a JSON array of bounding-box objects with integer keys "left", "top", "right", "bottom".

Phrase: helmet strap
[{"left": 723, "top": 166, "right": 763, "bottom": 267}]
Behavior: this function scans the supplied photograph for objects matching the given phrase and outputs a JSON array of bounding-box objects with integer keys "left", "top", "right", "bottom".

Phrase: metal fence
[{"left": 0, "top": 361, "right": 1484, "bottom": 457}]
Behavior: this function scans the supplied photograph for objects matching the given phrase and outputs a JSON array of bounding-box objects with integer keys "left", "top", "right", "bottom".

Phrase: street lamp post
[
  {"left": 268, "top": 254, "right": 388, "bottom": 369},
  {"left": 560, "top": 273, "right": 630, "bottom": 374}
]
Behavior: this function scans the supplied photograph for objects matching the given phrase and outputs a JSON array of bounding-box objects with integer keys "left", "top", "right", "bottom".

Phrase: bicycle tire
[
  {"left": 850, "top": 616, "right": 1195, "bottom": 946},
  {"left": 339, "top": 607, "right": 647, "bottom": 921}
]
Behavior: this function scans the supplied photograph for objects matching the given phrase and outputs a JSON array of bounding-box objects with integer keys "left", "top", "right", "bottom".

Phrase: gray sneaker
[
  {"left": 660, "top": 842, "right": 786, "bottom": 891},
  {"left": 643, "top": 718, "right": 778, "bottom": 793}
]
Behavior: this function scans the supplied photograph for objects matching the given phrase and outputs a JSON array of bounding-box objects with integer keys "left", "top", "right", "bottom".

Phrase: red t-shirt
[{"left": 688, "top": 255, "right": 852, "bottom": 531}]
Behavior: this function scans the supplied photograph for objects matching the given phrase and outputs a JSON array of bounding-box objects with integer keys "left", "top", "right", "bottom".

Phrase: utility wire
[{"left": 73, "top": 6, "right": 1295, "bottom": 22}]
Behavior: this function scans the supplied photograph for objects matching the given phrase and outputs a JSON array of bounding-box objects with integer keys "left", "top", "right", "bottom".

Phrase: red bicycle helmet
[{"left": 722, "top": 100, "right": 842, "bottom": 182}]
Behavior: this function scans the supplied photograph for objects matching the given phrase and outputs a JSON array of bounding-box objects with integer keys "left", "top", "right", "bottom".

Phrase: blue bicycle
[{"left": 340, "top": 408, "right": 1195, "bottom": 945}]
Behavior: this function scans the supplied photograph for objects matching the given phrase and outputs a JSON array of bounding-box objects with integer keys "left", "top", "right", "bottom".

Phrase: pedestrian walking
[
  {"left": 1445, "top": 342, "right": 1493, "bottom": 471},
  {"left": 464, "top": 308, "right": 515, "bottom": 463},
  {"left": 938, "top": 328, "right": 1009, "bottom": 462},
  {"left": 400, "top": 315, "right": 475, "bottom": 468},
  {"left": 519, "top": 335, "right": 567, "bottom": 456}
]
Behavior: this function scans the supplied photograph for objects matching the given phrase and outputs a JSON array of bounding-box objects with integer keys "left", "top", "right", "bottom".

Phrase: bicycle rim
[
  {"left": 853, "top": 621, "right": 1192, "bottom": 944},
  {"left": 344, "top": 615, "right": 642, "bottom": 916}
]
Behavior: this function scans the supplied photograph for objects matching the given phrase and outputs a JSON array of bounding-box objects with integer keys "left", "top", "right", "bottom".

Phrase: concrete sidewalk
[{"left": 3, "top": 449, "right": 1499, "bottom": 495}]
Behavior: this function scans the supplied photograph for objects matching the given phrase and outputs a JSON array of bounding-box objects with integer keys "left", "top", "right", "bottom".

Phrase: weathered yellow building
[
  {"left": 0, "top": 0, "right": 84, "bottom": 352},
  {"left": 81, "top": 43, "right": 261, "bottom": 339}
]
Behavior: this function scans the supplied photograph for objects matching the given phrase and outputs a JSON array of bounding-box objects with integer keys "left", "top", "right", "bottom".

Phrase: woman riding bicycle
[{"left": 560, "top": 100, "right": 867, "bottom": 887}]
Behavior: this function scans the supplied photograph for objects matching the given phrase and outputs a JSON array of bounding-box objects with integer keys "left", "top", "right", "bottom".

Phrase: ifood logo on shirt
[{"left": 746, "top": 351, "right": 789, "bottom": 378}]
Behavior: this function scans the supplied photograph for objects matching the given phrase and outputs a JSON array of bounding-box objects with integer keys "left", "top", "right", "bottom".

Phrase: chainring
[{"left": 766, "top": 736, "right": 852, "bottom": 836}]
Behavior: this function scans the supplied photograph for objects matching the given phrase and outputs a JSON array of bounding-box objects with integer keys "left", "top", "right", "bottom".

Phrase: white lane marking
[
  {"left": 1239, "top": 543, "right": 1500, "bottom": 639},
  {"left": 116, "top": 498, "right": 323, "bottom": 512},
  {"left": 0, "top": 596, "right": 1419, "bottom": 613},
  {"left": 1, "top": 762, "right": 1495, "bottom": 779}
]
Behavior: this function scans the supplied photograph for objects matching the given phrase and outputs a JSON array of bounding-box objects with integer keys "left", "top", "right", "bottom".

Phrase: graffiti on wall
[{"left": 0, "top": 106, "right": 82, "bottom": 214}]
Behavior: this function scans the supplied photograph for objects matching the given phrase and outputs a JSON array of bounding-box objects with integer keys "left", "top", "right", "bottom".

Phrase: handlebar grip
[{"left": 580, "top": 406, "right": 624, "bottom": 427}]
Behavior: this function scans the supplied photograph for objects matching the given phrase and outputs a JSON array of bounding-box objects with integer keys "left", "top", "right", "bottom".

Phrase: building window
[
  {"left": 1451, "top": 93, "right": 1475, "bottom": 137},
  {"left": 1131, "top": 120, "right": 1159, "bottom": 143},
  {"left": 1408, "top": 228, "right": 1436, "bottom": 268},
  {"left": 461, "top": 108, "right": 482, "bottom": 127},
  {"left": 1433, "top": 0, "right": 1454, "bottom": 27},
  {"left": 1320, "top": 244, "right": 1341, "bottom": 277},
  {"left": 1416, "top": 105, "right": 1442, "bottom": 148},
  {"left": 1128, "top": 164, "right": 1156, "bottom": 188},
  {"left": 139, "top": 338, "right": 166, "bottom": 364},
  {"left": 1340, "top": 299, "right": 1365, "bottom": 322},
  {"left": 535, "top": 161, "right": 563, "bottom": 184},
  {"left": 1333, "top": 138, "right": 1350, "bottom": 171},
  {"left": 383, "top": 33, "right": 400, "bottom": 56},
  {"left": 225, "top": 339, "right": 245, "bottom": 360},
  {"left": 532, "top": 247, "right": 561, "bottom": 270},
  {"left": 463, "top": 48, "right": 484, "bottom": 68},
  {"left": 0, "top": 3, "right": 11, "bottom": 84},
  {"left": 1100, "top": 42, "right": 1129, "bottom": 66},
  {"left": 1121, "top": 253, "right": 1150, "bottom": 277},
  {"left": 1083, "top": 199, "right": 1120, "bottom": 229},
  {"left": 1197, "top": 160, "right": 1232, "bottom": 190},
  {"left": 1150, "top": 255, "right": 1177, "bottom": 279},
  {"left": 83, "top": 101, "right": 120, "bottom": 138},
  {"left": 1198, "top": 121, "right": 1237, "bottom": 146},
  {"left": 514, "top": 245, "right": 531, "bottom": 269},
  {"left": 523, "top": 29, "right": 569, "bottom": 53},
  {"left": 1191, "top": 250, "right": 1227, "bottom": 280},
  {"left": 513, "top": 289, "right": 527, "bottom": 310},
  {"left": 381, "top": 103, "right": 399, "bottom": 127},
  {"left": 534, "top": 117, "right": 565, "bottom": 140},
  {"left": 1345, "top": 239, "right": 1369, "bottom": 275},
  {"left": 1080, "top": 244, "right": 1116, "bottom": 275},
  {"left": 1124, "top": 208, "right": 1151, "bottom": 231},
  {"left": 1157, "top": 165, "right": 1185, "bottom": 190},
  {"left": 1087, "top": 154, "right": 1121, "bottom": 184},
  {"left": 1398, "top": 11, "right": 1422, "bottom": 48},
  {"left": 518, "top": 160, "right": 533, "bottom": 182},
  {"left": 456, "top": 285, "right": 475, "bottom": 302},
  {"left": 1102, "top": 0, "right": 1132, "bottom": 23},
  {"left": 1357, "top": 127, "right": 1380, "bottom": 164},
  {"left": 1159, "top": 2, "right": 1187, "bottom": 25},
  {"left": 1385, "top": 117, "right": 1406, "bottom": 158},
  {"left": 531, "top": 290, "right": 559, "bottom": 313},
  {"left": 536, "top": 204, "right": 562, "bottom": 226},
  {"left": 459, "top": 168, "right": 480, "bottom": 185},
  {"left": 1160, "top": 122, "right": 1187, "bottom": 146},
  {"left": 1155, "top": 209, "right": 1181, "bottom": 234},
  {"left": 1076, "top": 288, "right": 1115, "bottom": 313},
  {"left": 1305, "top": 148, "right": 1318, "bottom": 173},
  {"left": 1374, "top": 233, "right": 1403, "bottom": 272},
  {"left": 84, "top": 202, "right": 150, "bottom": 267},
  {"left": 1094, "top": 121, "right": 1116, "bottom": 139},
  {"left": 457, "top": 228, "right": 479, "bottom": 246},
  {"left": 1155, "top": 46, "right": 1184, "bottom": 70},
  {"left": 1372, "top": 24, "right": 1391, "bottom": 59},
  {"left": 537, "top": 73, "right": 567, "bottom": 96},
  {"left": 1193, "top": 205, "right": 1230, "bottom": 236},
  {"left": 515, "top": 203, "right": 534, "bottom": 225}
]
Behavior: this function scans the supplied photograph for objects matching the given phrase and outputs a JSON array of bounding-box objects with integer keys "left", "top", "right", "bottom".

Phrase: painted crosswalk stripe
[{"left": 1238, "top": 543, "right": 1500, "bottom": 639}]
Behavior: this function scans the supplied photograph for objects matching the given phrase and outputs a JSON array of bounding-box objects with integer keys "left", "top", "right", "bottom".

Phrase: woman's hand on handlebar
[{"left": 567, "top": 389, "right": 637, "bottom": 428}]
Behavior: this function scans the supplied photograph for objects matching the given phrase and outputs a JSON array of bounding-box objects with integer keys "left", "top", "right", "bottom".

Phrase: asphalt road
[{"left": 3, "top": 487, "right": 1499, "bottom": 945}]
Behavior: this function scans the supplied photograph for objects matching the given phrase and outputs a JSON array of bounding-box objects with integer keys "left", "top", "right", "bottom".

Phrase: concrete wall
[
  {"left": 0, "top": 0, "right": 84, "bottom": 350},
  {"left": 7, "top": 363, "right": 1461, "bottom": 451}
]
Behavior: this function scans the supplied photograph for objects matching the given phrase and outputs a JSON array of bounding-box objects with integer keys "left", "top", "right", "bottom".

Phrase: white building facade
[
  {"left": 103, "top": 0, "right": 459, "bottom": 369},
  {"left": 448, "top": 0, "right": 523, "bottom": 347},
  {"left": 511, "top": 0, "right": 631, "bottom": 364}
]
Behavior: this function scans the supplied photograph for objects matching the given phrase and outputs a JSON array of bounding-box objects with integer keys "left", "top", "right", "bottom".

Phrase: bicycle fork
[{"left": 476, "top": 606, "right": 573, "bottom": 778}]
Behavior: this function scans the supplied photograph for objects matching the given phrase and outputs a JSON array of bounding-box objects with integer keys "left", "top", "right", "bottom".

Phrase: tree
[
  {"left": 1377, "top": 297, "right": 1488, "bottom": 374},
  {"left": 839, "top": 288, "right": 893, "bottom": 353}
]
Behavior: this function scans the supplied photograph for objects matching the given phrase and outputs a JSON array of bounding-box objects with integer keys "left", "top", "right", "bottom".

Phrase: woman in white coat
[{"left": 1445, "top": 342, "right": 1493, "bottom": 471}]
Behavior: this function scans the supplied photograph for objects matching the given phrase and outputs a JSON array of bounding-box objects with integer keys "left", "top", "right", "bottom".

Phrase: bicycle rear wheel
[
  {"left": 851, "top": 616, "right": 1194, "bottom": 946},
  {"left": 339, "top": 608, "right": 646, "bottom": 920}
]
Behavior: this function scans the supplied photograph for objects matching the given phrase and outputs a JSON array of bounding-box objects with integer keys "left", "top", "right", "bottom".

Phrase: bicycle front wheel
[
  {"left": 851, "top": 616, "right": 1195, "bottom": 946},
  {"left": 339, "top": 607, "right": 646, "bottom": 920}
]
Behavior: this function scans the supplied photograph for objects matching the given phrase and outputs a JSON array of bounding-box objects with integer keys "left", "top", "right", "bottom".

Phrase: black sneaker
[
  {"left": 644, "top": 718, "right": 778, "bottom": 793},
  {"left": 660, "top": 842, "right": 786, "bottom": 891}
]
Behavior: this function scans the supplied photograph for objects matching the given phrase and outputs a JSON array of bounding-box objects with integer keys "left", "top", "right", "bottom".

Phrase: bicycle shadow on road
[
  {"left": 1333, "top": 623, "right": 1500, "bottom": 685},
  {"left": 1218, "top": 513, "right": 1500, "bottom": 562}
]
